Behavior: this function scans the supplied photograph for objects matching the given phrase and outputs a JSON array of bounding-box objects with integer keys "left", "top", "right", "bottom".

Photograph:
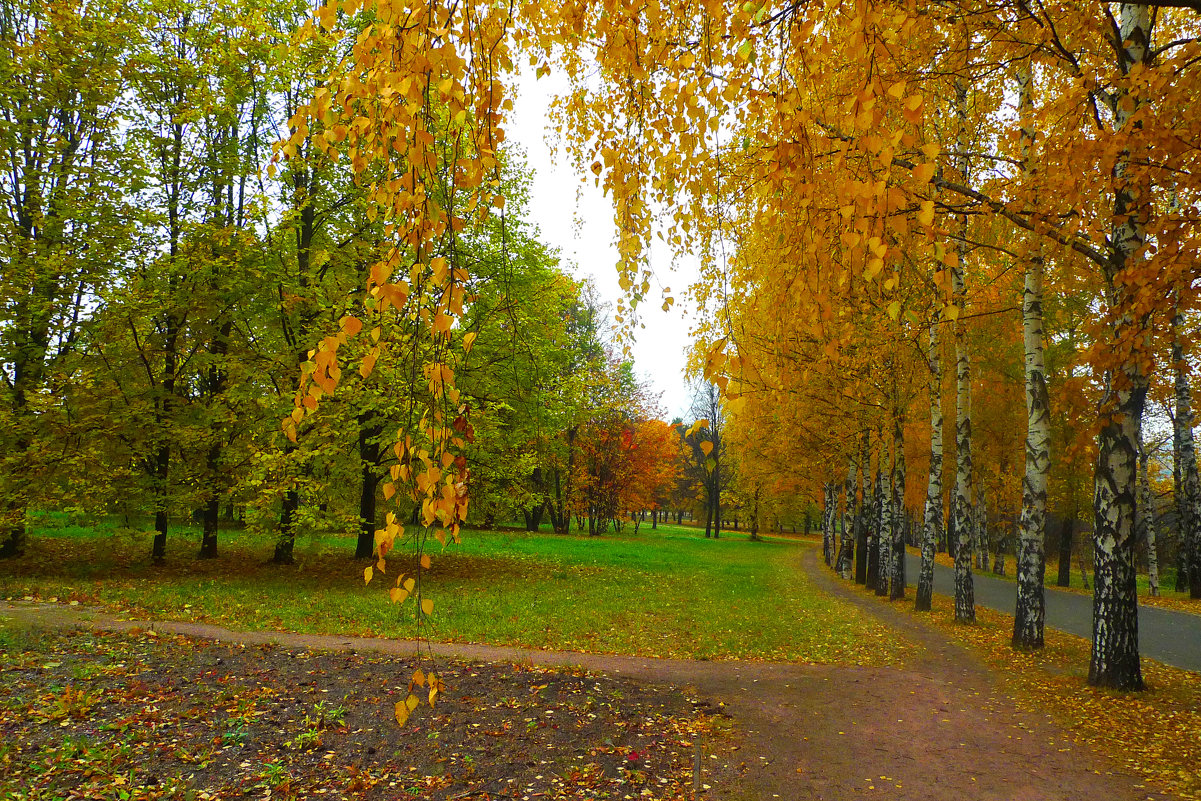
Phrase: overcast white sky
[{"left": 506, "top": 69, "right": 700, "bottom": 421}]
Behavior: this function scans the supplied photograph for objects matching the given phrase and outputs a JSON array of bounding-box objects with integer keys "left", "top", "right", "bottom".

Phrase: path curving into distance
[
  {"left": 3, "top": 555, "right": 1171, "bottom": 801},
  {"left": 903, "top": 552, "right": 1201, "bottom": 674}
]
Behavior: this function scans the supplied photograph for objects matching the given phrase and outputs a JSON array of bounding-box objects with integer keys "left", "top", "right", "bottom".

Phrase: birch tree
[
  {"left": 1012, "top": 57, "right": 1049, "bottom": 649},
  {"left": 916, "top": 320, "right": 943, "bottom": 611}
]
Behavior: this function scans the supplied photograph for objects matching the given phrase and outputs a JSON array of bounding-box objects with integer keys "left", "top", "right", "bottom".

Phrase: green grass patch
[{"left": 2, "top": 520, "right": 904, "bottom": 666}]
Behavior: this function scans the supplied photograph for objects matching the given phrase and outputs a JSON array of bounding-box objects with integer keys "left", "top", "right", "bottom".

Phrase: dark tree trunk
[
  {"left": 355, "top": 413, "right": 382, "bottom": 559},
  {"left": 151, "top": 439, "right": 171, "bottom": 564},
  {"left": 199, "top": 466, "right": 220, "bottom": 560},
  {"left": 275, "top": 485, "right": 299, "bottom": 564},
  {"left": 1057, "top": 515, "right": 1074, "bottom": 588}
]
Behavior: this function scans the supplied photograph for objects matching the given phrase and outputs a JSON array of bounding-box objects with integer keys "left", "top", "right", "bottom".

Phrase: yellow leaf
[
  {"left": 590, "top": 160, "right": 602, "bottom": 176},
  {"left": 395, "top": 699, "right": 411, "bottom": 727},
  {"left": 887, "top": 80, "right": 906, "bottom": 99},
  {"left": 917, "top": 200, "right": 935, "bottom": 227},
  {"left": 383, "top": 482, "right": 395, "bottom": 501},
  {"left": 422, "top": 598, "right": 434, "bottom": 616},
  {"left": 420, "top": 554, "right": 431, "bottom": 569},
  {"left": 389, "top": 587, "right": 402, "bottom": 603},
  {"left": 887, "top": 300, "right": 901, "bottom": 320},
  {"left": 913, "top": 162, "right": 935, "bottom": 183},
  {"left": 363, "top": 566, "right": 373, "bottom": 585},
  {"left": 463, "top": 331, "right": 477, "bottom": 354},
  {"left": 404, "top": 578, "right": 416, "bottom": 593},
  {"left": 412, "top": 668, "right": 426, "bottom": 687},
  {"left": 864, "top": 258, "right": 884, "bottom": 280},
  {"left": 359, "top": 352, "right": 377, "bottom": 379},
  {"left": 700, "top": 440, "right": 714, "bottom": 456},
  {"left": 945, "top": 304, "right": 960, "bottom": 321}
]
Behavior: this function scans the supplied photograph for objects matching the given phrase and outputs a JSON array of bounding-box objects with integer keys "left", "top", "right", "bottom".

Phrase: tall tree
[
  {"left": 0, "top": 0, "right": 132, "bottom": 557},
  {"left": 1013, "top": 57, "right": 1049, "bottom": 650}
]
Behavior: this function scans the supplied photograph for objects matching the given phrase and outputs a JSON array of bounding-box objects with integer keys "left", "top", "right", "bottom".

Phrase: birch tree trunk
[
  {"left": 917, "top": 322, "right": 943, "bottom": 610},
  {"left": 823, "top": 482, "right": 835, "bottom": 567},
  {"left": 1172, "top": 305, "right": 1201, "bottom": 599},
  {"left": 866, "top": 441, "right": 882, "bottom": 591},
  {"left": 978, "top": 500, "right": 990, "bottom": 574},
  {"left": 855, "top": 430, "right": 870, "bottom": 585},
  {"left": 1090, "top": 2, "right": 1150, "bottom": 690},
  {"left": 838, "top": 457, "right": 856, "bottom": 578},
  {"left": 952, "top": 75, "right": 975, "bottom": 623},
  {"left": 876, "top": 434, "right": 893, "bottom": 598},
  {"left": 891, "top": 410, "right": 907, "bottom": 600},
  {"left": 1138, "top": 438, "right": 1159, "bottom": 597},
  {"left": 1013, "top": 56, "right": 1050, "bottom": 647}
]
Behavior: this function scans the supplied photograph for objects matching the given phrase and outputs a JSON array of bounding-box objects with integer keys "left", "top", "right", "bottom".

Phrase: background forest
[{"left": 0, "top": 0, "right": 772, "bottom": 570}]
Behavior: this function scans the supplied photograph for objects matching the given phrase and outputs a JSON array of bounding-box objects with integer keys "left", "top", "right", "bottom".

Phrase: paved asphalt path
[{"left": 903, "top": 552, "right": 1201, "bottom": 674}]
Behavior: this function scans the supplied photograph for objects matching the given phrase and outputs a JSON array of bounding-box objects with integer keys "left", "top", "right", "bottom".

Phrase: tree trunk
[
  {"left": 948, "top": 73, "right": 976, "bottom": 621},
  {"left": 355, "top": 412, "right": 382, "bottom": 559},
  {"left": 1139, "top": 439, "right": 1160, "bottom": 597},
  {"left": 712, "top": 458, "right": 722, "bottom": 539},
  {"left": 890, "top": 410, "right": 906, "bottom": 600},
  {"left": 1057, "top": 514, "right": 1074, "bottom": 588},
  {"left": 837, "top": 456, "right": 856, "bottom": 578},
  {"left": 866, "top": 451, "right": 881, "bottom": 591},
  {"left": 199, "top": 446, "right": 221, "bottom": 560},
  {"left": 876, "top": 438, "right": 892, "bottom": 598},
  {"left": 823, "top": 486, "right": 831, "bottom": 562},
  {"left": 1171, "top": 305, "right": 1201, "bottom": 599},
  {"left": 1013, "top": 61, "right": 1050, "bottom": 644},
  {"left": 855, "top": 431, "right": 870, "bottom": 584},
  {"left": 978, "top": 501, "right": 990, "bottom": 574},
  {"left": 917, "top": 322, "right": 943, "bottom": 611},
  {"left": 1089, "top": 3, "right": 1150, "bottom": 691}
]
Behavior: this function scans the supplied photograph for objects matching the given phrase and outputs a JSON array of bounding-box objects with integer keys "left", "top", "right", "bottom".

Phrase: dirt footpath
[{"left": 1, "top": 550, "right": 1169, "bottom": 800}]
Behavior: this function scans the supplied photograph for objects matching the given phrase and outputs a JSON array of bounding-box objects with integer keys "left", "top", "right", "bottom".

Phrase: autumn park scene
[{"left": 5, "top": 0, "right": 1201, "bottom": 798}]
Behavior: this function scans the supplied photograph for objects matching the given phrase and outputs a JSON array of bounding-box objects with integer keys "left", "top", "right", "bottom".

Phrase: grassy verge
[{"left": 1, "top": 521, "right": 906, "bottom": 666}]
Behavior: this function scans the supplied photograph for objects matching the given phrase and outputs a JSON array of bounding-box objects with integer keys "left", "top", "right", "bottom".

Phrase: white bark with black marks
[
  {"left": 917, "top": 322, "right": 942, "bottom": 611},
  {"left": 876, "top": 458, "right": 892, "bottom": 597},
  {"left": 1171, "top": 305, "right": 1201, "bottom": 599},
  {"left": 1138, "top": 437, "right": 1160, "bottom": 597},
  {"left": 891, "top": 410, "right": 907, "bottom": 600},
  {"left": 1090, "top": 2, "right": 1149, "bottom": 690},
  {"left": 952, "top": 75, "right": 975, "bottom": 623},
  {"left": 839, "top": 457, "right": 856, "bottom": 578},
  {"left": 1013, "top": 56, "right": 1050, "bottom": 649}
]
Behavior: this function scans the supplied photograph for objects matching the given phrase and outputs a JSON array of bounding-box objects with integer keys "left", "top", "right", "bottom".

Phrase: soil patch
[
  {"left": 2, "top": 547, "right": 1178, "bottom": 800},
  {"left": 0, "top": 623, "right": 733, "bottom": 800}
]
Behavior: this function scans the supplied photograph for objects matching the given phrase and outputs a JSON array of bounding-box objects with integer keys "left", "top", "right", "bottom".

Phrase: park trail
[{"left": 0, "top": 547, "right": 1171, "bottom": 801}]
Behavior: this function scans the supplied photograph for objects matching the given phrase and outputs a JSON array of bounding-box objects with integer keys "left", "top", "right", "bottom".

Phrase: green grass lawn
[{"left": 1, "top": 515, "right": 905, "bottom": 666}]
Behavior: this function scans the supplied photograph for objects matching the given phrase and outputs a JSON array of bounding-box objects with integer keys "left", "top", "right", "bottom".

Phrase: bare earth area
[{"left": 0, "top": 547, "right": 1172, "bottom": 800}]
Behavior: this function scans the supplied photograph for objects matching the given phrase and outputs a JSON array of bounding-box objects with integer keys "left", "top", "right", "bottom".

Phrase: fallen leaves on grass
[{"left": 0, "top": 626, "right": 733, "bottom": 799}]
